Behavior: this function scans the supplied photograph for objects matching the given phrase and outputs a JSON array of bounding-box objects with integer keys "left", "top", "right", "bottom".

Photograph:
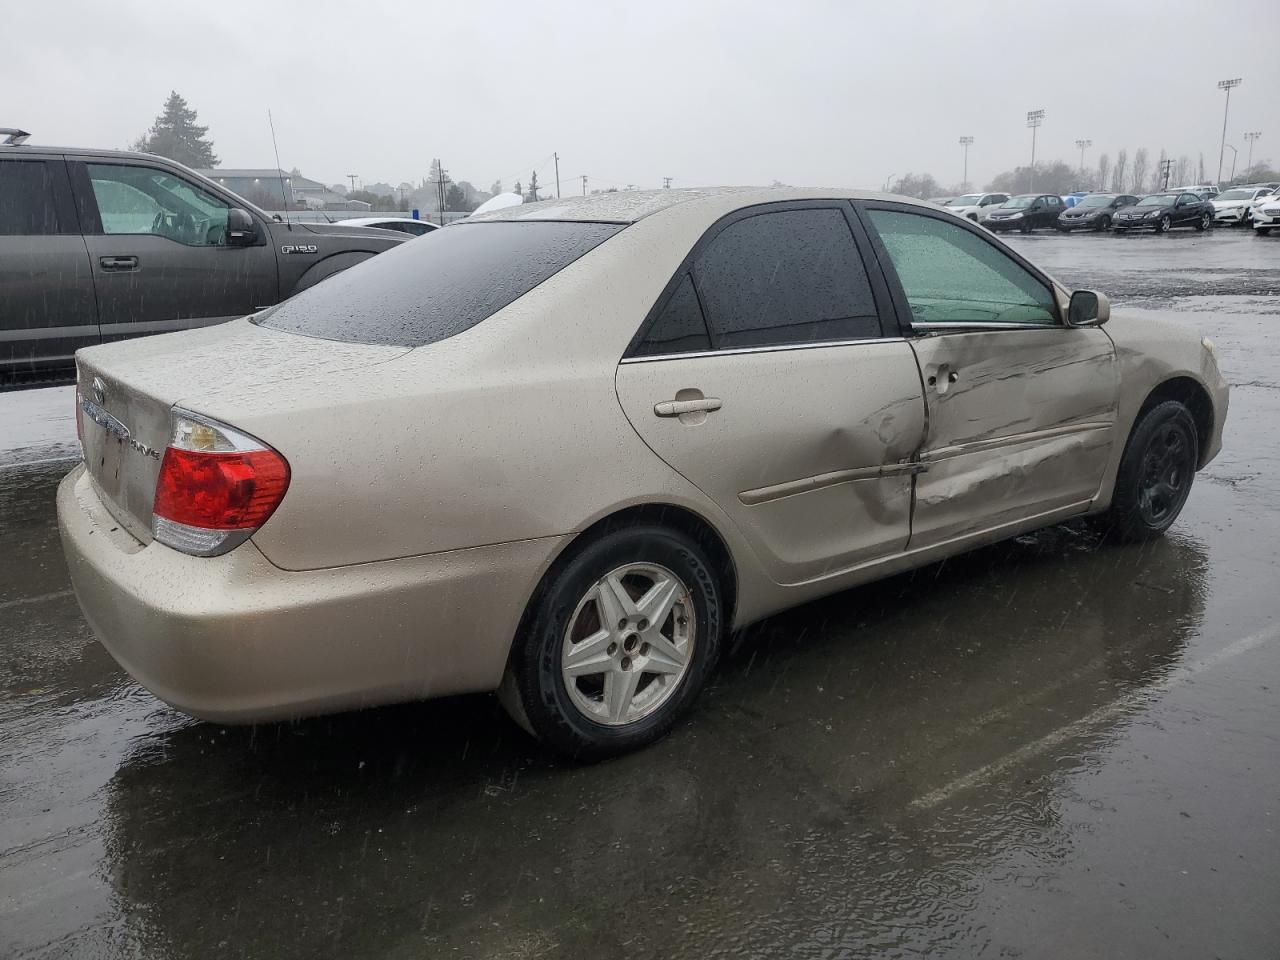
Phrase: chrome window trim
[
  {"left": 619, "top": 336, "right": 905, "bottom": 364},
  {"left": 909, "top": 321, "right": 1064, "bottom": 333}
]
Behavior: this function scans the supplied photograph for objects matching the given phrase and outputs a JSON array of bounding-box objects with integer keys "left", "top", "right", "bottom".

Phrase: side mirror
[
  {"left": 226, "top": 208, "right": 258, "bottom": 246},
  {"left": 1068, "top": 289, "right": 1110, "bottom": 327}
]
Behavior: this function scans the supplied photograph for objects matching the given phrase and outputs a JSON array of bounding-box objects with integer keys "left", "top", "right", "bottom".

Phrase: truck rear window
[{"left": 255, "top": 220, "right": 624, "bottom": 347}]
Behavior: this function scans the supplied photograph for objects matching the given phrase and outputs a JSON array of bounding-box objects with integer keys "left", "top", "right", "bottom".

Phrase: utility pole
[
  {"left": 959, "top": 137, "right": 973, "bottom": 191},
  {"left": 663, "top": 177, "right": 672, "bottom": 189},
  {"left": 554, "top": 152, "right": 561, "bottom": 199},
  {"left": 1226, "top": 144, "right": 1238, "bottom": 183},
  {"left": 1159, "top": 157, "right": 1174, "bottom": 190},
  {"left": 346, "top": 173, "right": 358, "bottom": 193},
  {"left": 529, "top": 170, "right": 539, "bottom": 202},
  {"left": 581, "top": 175, "right": 587, "bottom": 196},
  {"left": 1244, "top": 131, "right": 1261, "bottom": 179},
  {"left": 1026, "top": 110, "right": 1045, "bottom": 191},
  {"left": 1217, "top": 78, "right": 1242, "bottom": 186},
  {"left": 1074, "top": 139, "right": 1092, "bottom": 186},
  {"left": 435, "top": 159, "right": 450, "bottom": 226},
  {"left": 883, "top": 173, "right": 895, "bottom": 192}
]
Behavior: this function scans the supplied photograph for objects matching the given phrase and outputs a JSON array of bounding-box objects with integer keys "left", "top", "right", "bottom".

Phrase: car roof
[{"left": 464, "top": 186, "right": 932, "bottom": 224}]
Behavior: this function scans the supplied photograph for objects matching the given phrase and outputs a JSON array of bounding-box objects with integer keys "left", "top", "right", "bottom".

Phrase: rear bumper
[{"left": 57, "top": 464, "right": 562, "bottom": 723}]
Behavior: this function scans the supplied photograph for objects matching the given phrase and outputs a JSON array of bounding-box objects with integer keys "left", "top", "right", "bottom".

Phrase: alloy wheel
[
  {"left": 1159, "top": 215, "right": 1171, "bottom": 233},
  {"left": 560, "top": 562, "right": 696, "bottom": 725}
]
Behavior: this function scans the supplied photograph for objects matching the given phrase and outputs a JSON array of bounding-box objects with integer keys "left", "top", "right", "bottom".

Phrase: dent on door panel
[
  {"left": 908, "top": 328, "right": 1118, "bottom": 545},
  {"left": 616, "top": 342, "right": 926, "bottom": 585}
]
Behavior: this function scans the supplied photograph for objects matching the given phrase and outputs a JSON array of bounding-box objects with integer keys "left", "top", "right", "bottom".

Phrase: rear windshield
[{"left": 255, "top": 220, "right": 624, "bottom": 346}]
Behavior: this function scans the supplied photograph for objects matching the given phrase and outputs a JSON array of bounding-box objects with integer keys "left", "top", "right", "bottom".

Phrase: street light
[
  {"left": 1217, "top": 78, "right": 1241, "bottom": 185},
  {"left": 883, "top": 173, "right": 895, "bottom": 192},
  {"left": 959, "top": 137, "right": 974, "bottom": 191},
  {"left": 1027, "top": 110, "right": 1045, "bottom": 191},
  {"left": 1075, "top": 139, "right": 1092, "bottom": 186},
  {"left": 1244, "top": 131, "right": 1262, "bottom": 179}
]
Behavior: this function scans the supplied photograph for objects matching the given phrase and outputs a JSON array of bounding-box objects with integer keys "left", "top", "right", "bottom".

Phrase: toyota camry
[{"left": 58, "top": 187, "right": 1229, "bottom": 759}]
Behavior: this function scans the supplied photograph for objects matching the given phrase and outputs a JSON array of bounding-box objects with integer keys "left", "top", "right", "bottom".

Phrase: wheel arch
[{"left": 1137, "top": 375, "right": 1215, "bottom": 468}]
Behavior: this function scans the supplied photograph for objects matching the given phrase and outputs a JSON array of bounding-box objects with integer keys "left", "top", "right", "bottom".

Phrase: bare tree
[
  {"left": 1175, "top": 155, "right": 1191, "bottom": 185},
  {"left": 1112, "top": 149, "right": 1128, "bottom": 193},
  {"left": 1197, "top": 153, "right": 1206, "bottom": 184},
  {"left": 1130, "top": 148, "right": 1149, "bottom": 193},
  {"left": 1096, "top": 153, "right": 1111, "bottom": 191}
]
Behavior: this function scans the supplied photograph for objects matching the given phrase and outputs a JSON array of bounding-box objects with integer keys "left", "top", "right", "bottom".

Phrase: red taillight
[{"left": 153, "top": 447, "right": 290, "bottom": 530}]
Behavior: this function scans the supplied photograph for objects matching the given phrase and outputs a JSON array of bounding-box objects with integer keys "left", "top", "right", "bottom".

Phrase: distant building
[{"left": 196, "top": 168, "right": 357, "bottom": 210}]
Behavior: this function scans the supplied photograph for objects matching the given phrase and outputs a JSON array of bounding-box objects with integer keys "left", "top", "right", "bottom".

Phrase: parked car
[
  {"left": 1056, "top": 193, "right": 1140, "bottom": 232},
  {"left": 1172, "top": 184, "right": 1220, "bottom": 200},
  {"left": 1252, "top": 195, "right": 1280, "bottom": 235},
  {"left": 0, "top": 129, "right": 407, "bottom": 380},
  {"left": 58, "top": 187, "right": 1229, "bottom": 759},
  {"left": 1211, "top": 186, "right": 1275, "bottom": 226},
  {"left": 982, "top": 193, "right": 1065, "bottom": 232},
  {"left": 1112, "top": 192, "right": 1214, "bottom": 233},
  {"left": 337, "top": 216, "right": 439, "bottom": 237},
  {"left": 944, "top": 192, "right": 1010, "bottom": 221}
]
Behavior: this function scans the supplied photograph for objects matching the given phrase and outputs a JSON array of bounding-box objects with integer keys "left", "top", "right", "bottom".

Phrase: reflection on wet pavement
[{"left": 2, "top": 231, "right": 1278, "bottom": 959}]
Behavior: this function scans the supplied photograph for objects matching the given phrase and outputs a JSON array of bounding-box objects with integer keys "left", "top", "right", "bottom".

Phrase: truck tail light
[{"left": 152, "top": 410, "right": 290, "bottom": 557}]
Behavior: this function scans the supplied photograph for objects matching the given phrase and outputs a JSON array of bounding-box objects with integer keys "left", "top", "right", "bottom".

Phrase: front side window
[
  {"left": 0, "top": 159, "right": 63, "bottom": 236},
  {"left": 257, "top": 220, "right": 623, "bottom": 347},
  {"left": 692, "top": 207, "right": 880, "bottom": 349},
  {"left": 866, "top": 209, "right": 1059, "bottom": 327},
  {"left": 86, "top": 163, "right": 230, "bottom": 245}
]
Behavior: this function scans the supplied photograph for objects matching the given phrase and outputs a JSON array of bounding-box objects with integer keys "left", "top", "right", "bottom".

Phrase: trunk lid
[{"left": 75, "top": 318, "right": 408, "bottom": 543}]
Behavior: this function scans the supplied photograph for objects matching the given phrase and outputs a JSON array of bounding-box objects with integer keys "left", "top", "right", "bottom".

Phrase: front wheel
[
  {"left": 1195, "top": 213, "right": 1210, "bottom": 231},
  {"left": 1257, "top": 226, "right": 1272, "bottom": 236},
  {"left": 500, "top": 525, "right": 724, "bottom": 760},
  {"left": 1019, "top": 223, "right": 1032, "bottom": 234},
  {"left": 1155, "top": 215, "right": 1171, "bottom": 233},
  {"left": 1100, "top": 401, "right": 1199, "bottom": 542},
  {"left": 1096, "top": 216, "right": 1112, "bottom": 231}
]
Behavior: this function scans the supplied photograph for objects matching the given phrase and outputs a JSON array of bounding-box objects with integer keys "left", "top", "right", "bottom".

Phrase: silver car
[{"left": 58, "top": 187, "right": 1229, "bottom": 758}]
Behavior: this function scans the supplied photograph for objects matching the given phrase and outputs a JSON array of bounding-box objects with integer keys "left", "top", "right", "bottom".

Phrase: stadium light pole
[
  {"left": 1217, "top": 78, "right": 1241, "bottom": 185},
  {"left": 1244, "top": 131, "right": 1261, "bottom": 178},
  {"left": 1027, "top": 110, "right": 1045, "bottom": 191},
  {"left": 959, "top": 137, "right": 974, "bottom": 191},
  {"left": 1075, "top": 139, "right": 1092, "bottom": 186}
]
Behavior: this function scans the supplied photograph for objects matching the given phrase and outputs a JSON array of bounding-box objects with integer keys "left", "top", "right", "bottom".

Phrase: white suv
[{"left": 945, "top": 193, "right": 1010, "bottom": 222}]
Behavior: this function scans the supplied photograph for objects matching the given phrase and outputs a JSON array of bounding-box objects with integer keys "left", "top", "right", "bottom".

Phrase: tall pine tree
[{"left": 131, "top": 92, "right": 218, "bottom": 168}]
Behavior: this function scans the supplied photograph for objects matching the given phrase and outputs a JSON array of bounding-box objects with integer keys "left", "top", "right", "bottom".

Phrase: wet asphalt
[{"left": 1, "top": 228, "right": 1278, "bottom": 959}]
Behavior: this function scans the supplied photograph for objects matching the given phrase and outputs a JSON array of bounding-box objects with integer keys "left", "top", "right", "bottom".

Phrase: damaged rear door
[{"left": 858, "top": 202, "right": 1118, "bottom": 547}]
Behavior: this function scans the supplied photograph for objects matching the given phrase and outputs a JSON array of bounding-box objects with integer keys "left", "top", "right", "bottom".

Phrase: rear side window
[
  {"left": 256, "top": 220, "right": 624, "bottom": 347},
  {"left": 692, "top": 208, "right": 880, "bottom": 349},
  {"left": 0, "top": 159, "right": 63, "bottom": 236},
  {"left": 633, "top": 273, "right": 712, "bottom": 356}
]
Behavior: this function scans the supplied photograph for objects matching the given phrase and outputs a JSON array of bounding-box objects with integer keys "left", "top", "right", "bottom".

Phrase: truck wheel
[
  {"left": 1100, "top": 401, "right": 1198, "bottom": 542},
  {"left": 500, "top": 525, "right": 724, "bottom": 760}
]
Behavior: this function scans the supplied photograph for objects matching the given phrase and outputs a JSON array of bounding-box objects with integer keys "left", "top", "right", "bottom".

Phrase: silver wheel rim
[{"left": 560, "top": 562, "right": 696, "bottom": 726}]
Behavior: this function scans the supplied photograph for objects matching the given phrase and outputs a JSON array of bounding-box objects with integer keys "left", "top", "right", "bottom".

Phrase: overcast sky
[{"left": 7, "top": 0, "right": 1278, "bottom": 193}]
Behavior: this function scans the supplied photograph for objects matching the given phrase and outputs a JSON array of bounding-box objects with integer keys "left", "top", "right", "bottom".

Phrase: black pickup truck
[{"left": 0, "top": 129, "right": 407, "bottom": 382}]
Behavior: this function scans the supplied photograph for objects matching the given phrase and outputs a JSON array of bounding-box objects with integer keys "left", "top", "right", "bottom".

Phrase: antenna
[{"left": 268, "top": 110, "right": 291, "bottom": 229}]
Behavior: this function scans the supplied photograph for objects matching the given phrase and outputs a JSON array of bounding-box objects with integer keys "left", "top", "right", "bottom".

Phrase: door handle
[
  {"left": 654, "top": 397, "right": 722, "bottom": 417},
  {"left": 926, "top": 366, "right": 960, "bottom": 395},
  {"left": 100, "top": 255, "right": 138, "bottom": 271}
]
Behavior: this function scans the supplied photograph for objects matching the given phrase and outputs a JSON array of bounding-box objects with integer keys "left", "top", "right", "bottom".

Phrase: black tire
[
  {"left": 1257, "top": 227, "right": 1272, "bottom": 236},
  {"left": 1019, "top": 223, "right": 1032, "bottom": 234},
  {"left": 1195, "top": 213, "right": 1210, "bottom": 232},
  {"left": 1113, "top": 227, "right": 1126, "bottom": 234},
  {"left": 1155, "top": 215, "right": 1171, "bottom": 234},
  {"left": 501, "top": 525, "right": 724, "bottom": 760},
  {"left": 1101, "top": 401, "right": 1199, "bottom": 542},
  {"left": 1097, "top": 216, "right": 1111, "bottom": 231}
]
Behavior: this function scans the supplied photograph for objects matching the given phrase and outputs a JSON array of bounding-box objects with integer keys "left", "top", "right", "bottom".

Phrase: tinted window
[
  {"left": 867, "top": 209, "right": 1058, "bottom": 327},
  {"left": 0, "top": 159, "right": 62, "bottom": 236},
  {"left": 257, "top": 220, "right": 623, "bottom": 346},
  {"left": 693, "top": 208, "right": 880, "bottom": 349},
  {"left": 86, "top": 163, "right": 229, "bottom": 245},
  {"left": 634, "top": 273, "right": 711, "bottom": 356}
]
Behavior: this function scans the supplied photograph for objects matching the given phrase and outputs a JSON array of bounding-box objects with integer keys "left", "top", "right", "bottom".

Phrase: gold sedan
[{"left": 58, "top": 188, "right": 1229, "bottom": 758}]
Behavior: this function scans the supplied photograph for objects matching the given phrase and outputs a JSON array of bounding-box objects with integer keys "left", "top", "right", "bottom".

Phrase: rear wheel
[
  {"left": 500, "top": 525, "right": 724, "bottom": 760},
  {"left": 1100, "top": 401, "right": 1198, "bottom": 542}
]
